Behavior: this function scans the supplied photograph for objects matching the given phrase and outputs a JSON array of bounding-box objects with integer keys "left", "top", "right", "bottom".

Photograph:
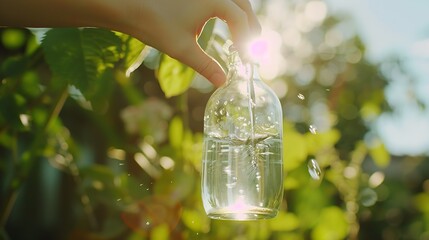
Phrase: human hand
[
  {"left": 0, "top": 0, "right": 260, "bottom": 86},
  {"left": 127, "top": 0, "right": 261, "bottom": 87}
]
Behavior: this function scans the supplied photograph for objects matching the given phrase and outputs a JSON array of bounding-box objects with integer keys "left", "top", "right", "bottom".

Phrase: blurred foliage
[{"left": 1, "top": 0, "right": 429, "bottom": 240}]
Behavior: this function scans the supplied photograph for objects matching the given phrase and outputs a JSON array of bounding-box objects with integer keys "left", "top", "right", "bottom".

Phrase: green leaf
[
  {"left": 283, "top": 127, "right": 307, "bottom": 171},
  {"left": 369, "top": 142, "right": 390, "bottom": 168},
  {"left": 157, "top": 54, "right": 195, "bottom": 98},
  {"left": 182, "top": 131, "right": 203, "bottom": 168},
  {"left": 311, "top": 207, "right": 349, "bottom": 240},
  {"left": 20, "top": 71, "right": 42, "bottom": 97},
  {"left": 269, "top": 212, "right": 300, "bottom": 231},
  {"left": 1, "top": 29, "right": 26, "bottom": 50},
  {"left": 413, "top": 193, "right": 429, "bottom": 213},
  {"left": 115, "top": 32, "right": 146, "bottom": 73},
  {"left": 150, "top": 223, "right": 170, "bottom": 240},
  {"left": 0, "top": 55, "right": 28, "bottom": 78},
  {"left": 169, "top": 116, "right": 184, "bottom": 149},
  {"left": 305, "top": 129, "right": 340, "bottom": 155},
  {"left": 181, "top": 208, "right": 210, "bottom": 233},
  {"left": 87, "top": 67, "right": 115, "bottom": 111},
  {"left": 42, "top": 28, "right": 122, "bottom": 99}
]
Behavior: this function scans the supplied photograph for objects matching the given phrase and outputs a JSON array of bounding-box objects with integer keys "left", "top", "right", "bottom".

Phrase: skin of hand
[{"left": 0, "top": 0, "right": 261, "bottom": 87}]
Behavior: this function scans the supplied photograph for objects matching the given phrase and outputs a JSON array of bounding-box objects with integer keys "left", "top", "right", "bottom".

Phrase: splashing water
[
  {"left": 297, "top": 93, "right": 305, "bottom": 100},
  {"left": 309, "top": 125, "right": 317, "bottom": 134},
  {"left": 247, "top": 64, "right": 256, "bottom": 150},
  {"left": 308, "top": 159, "right": 322, "bottom": 180}
]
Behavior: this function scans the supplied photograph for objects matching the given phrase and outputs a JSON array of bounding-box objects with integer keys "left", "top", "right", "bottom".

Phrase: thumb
[{"left": 173, "top": 41, "right": 226, "bottom": 87}]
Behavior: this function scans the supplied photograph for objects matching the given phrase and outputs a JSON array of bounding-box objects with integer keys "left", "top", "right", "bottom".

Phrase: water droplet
[
  {"left": 139, "top": 183, "right": 143, "bottom": 187},
  {"left": 298, "top": 93, "right": 305, "bottom": 100},
  {"left": 116, "top": 198, "right": 122, "bottom": 202},
  {"left": 359, "top": 188, "right": 378, "bottom": 207},
  {"left": 146, "top": 188, "right": 150, "bottom": 191},
  {"left": 308, "top": 159, "right": 322, "bottom": 180},
  {"left": 309, "top": 125, "right": 317, "bottom": 134}
]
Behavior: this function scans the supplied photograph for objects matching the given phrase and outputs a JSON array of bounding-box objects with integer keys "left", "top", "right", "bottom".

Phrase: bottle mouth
[{"left": 227, "top": 43, "right": 257, "bottom": 65}]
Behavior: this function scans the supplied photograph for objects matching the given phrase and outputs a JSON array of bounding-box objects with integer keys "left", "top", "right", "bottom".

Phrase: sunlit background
[
  {"left": 1, "top": 0, "right": 429, "bottom": 239},
  {"left": 249, "top": 0, "right": 429, "bottom": 156}
]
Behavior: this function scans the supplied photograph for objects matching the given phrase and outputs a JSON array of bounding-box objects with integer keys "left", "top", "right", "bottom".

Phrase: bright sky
[{"left": 325, "top": 0, "right": 429, "bottom": 156}]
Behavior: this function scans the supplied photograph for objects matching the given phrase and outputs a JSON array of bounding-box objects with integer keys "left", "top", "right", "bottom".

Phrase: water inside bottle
[
  {"left": 201, "top": 134, "right": 283, "bottom": 220},
  {"left": 202, "top": 64, "right": 282, "bottom": 220}
]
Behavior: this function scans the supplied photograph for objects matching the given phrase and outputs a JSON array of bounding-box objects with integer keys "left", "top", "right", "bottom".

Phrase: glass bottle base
[{"left": 207, "top": 207, "right": 278, "bottom": 220}]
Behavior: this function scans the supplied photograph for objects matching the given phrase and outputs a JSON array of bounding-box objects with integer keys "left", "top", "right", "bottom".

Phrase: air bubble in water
[
  {"left": 308, "top": 159, "right": 322, "bottom": 180},
  {"left": 309, "top": 125, "right": 317, "bottom": 134},
  {"left": 298, "top": 93, "right": 305, "bottom": 100},
  {"left": 226, "top": 181, "right": 237, "bottom": 188}
]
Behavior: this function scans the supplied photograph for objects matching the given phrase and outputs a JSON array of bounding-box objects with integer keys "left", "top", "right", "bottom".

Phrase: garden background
[{"left": 1, "top": 0, "right": 429, "bottom": 239}]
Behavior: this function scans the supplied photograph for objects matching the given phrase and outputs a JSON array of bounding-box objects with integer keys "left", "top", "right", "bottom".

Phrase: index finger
[{"left": 214, "top": 0, "right": 260, "bottom": 58}]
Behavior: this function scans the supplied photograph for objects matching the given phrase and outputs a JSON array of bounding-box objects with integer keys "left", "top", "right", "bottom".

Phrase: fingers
[
  {"left": 178, "top": 0, "right": 260, "bottom": 86},
  {"left": 174, "top": 39, "right": 226, "bottom": 87},
  {"left": 215, "top": 0, "right": 261, "bottom": 57},
  {"left": 232, "top": 0, "right": 261, "bottom": 35}
]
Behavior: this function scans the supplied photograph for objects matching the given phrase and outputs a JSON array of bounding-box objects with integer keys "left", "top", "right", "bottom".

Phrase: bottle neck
[{"left": 227, "top": 51, "right": 260, "bottom": 84}]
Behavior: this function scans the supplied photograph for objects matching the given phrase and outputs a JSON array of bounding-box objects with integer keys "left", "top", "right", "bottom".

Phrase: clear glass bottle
[{"left": 201, "top": 49, "right": 283, "bottom": 220}]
